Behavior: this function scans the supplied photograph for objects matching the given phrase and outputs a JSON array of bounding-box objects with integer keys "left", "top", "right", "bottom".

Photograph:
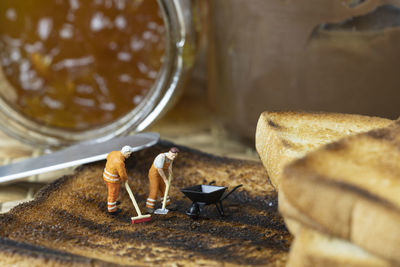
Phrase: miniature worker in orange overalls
[
  {"left": 146, "top": 147, "right": 179, "bottom": 213},
  {"left": 103, "top": 146, "right": 133, "bottom": 215}
]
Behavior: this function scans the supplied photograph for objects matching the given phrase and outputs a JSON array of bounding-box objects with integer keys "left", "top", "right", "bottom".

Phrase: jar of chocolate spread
[
  {"left": 0, "top": 0, "right": 198, "bottom": 148},
  {"left": 208, "top": 0, "right": 400, "bottom": 141}
]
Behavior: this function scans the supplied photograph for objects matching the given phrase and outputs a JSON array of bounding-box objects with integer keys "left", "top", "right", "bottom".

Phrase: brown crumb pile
[{"left": 0, "top": 141, "right": 291, "bottom": 266}]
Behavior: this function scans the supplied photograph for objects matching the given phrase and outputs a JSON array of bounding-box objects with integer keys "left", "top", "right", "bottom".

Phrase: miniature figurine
[
  {"left": 146, "top": 147, "right": 179, "bottom": 213},
  {"left": 103, "top": 145, "right": 133, "bottom": 215}
]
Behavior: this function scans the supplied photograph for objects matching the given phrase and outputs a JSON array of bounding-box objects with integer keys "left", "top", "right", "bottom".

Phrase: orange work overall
[
  {"left": 103, "top": 151, "right": 128, "bottom": 213},
  {"left": 146, "top": 154, "right": 171, "bottom": 209}
]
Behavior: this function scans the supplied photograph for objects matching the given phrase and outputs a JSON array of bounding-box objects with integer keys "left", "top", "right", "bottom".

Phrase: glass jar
[
  {"left": 0, "top": 0, "right": 198, "bottom": 148},
  {"left": 208, "top": 0, "right": 400, "bottom": 141}
]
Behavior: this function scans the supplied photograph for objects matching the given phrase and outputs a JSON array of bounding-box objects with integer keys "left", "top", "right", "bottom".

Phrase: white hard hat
[{"left": 121, "top": 145, "right": 133, "bottom": 156}]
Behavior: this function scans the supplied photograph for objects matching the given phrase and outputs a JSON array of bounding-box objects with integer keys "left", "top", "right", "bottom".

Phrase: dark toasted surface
[{"left": 0, "top": 141, "right": 291, "bottom": 266}]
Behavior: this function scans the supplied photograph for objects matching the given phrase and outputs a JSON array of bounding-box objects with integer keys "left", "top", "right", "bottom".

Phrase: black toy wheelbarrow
[{"left": 181, "top": 182, "right": 243, "bottom": 219}]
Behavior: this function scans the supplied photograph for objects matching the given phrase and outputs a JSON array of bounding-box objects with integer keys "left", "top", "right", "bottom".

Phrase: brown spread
[{"left": 0, "top": 0, "right": 165, "bottom": 130}]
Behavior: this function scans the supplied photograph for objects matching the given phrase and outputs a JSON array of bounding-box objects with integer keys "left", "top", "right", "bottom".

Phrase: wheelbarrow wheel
[{"left": 186, "top": 202, "right": 200, "bottom": 219}]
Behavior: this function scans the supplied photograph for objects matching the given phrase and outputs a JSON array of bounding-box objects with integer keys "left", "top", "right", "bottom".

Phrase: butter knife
[{"left": 0, "top": 132, "right": 159, "bottom": 184}]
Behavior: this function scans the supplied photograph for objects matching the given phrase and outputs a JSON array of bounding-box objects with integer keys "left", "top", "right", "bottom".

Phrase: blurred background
[{"left": 0, "top": 0, "right": 399, "bottom": 211}]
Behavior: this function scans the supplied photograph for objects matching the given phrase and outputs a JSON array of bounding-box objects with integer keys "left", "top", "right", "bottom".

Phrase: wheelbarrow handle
[{"left": 220, "top": 184, "right": 243, "bottom": 201}]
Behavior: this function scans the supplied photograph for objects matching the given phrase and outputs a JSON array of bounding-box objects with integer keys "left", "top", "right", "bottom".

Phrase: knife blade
[{"left": 0, "top": 132, "right": 159, "bottom": 184}]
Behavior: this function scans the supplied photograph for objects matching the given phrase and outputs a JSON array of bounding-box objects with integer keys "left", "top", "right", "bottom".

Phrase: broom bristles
[{"left": 131, "top": 215, "right": 151, "bottom": 224}]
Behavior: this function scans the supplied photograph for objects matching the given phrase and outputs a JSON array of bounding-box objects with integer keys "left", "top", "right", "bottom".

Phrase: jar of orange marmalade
[{"left": 0, "top": 0, "right": 198, "bottom": 148}]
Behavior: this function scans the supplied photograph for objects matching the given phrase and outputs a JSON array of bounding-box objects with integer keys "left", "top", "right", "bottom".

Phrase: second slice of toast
[
  {"left": 287, "top": 225, "right": 392, "bottom": 267},
  {"left": 280, "top": 188, "right": 393, "bottom": 266},
  {"left": 256, "top": 111, "right": 392, "bottom": 190},
  {"left": 282, "top": 120, "right": 400, "bottom": 263}
]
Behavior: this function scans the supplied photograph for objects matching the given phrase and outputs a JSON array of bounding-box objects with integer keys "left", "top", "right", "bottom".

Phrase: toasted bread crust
[
  {"left": 255, "top": 111, "right": 392, "bottom": 190},
  {"left": 282, "top": 121, "right": 400, "bottom": 263},
  {"left": 278, "top": 189, "right": 325, "bottom": 235},
  {"left": 281, "top": 188, "right": 394, "bottom": 267},
  {"left": 287, "top": 226, "right": 392, "bottom": 267},
  {"left": 0, "top": 238, "right": 118, "bottom": 267},
  {"left": 0, "top": 141, "right": 291, "bottom": 266}
]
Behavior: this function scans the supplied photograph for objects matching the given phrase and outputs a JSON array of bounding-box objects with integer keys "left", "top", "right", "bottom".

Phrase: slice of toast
[
  {"left": 0, "top": 141, "right": 291, "bottom": 266},
  {"left": 255, "top": 111, "right": 392, "bottom": 190},
  {"left": 279, "top": 188, "right": 324, "bottom": 235},
  {"left": 280, "top": 189, "right": 393, "bottom": 266},
  {"left": 282, "top": 120, "right": 400, "bottom": 263},
  {"left": 287, "top": 225, "right": 392, "bottom": 267}
]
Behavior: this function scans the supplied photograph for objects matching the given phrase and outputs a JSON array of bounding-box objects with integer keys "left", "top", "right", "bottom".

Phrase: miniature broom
[{"left": 125, "top": 181, "right": 151, "bottom": 224}]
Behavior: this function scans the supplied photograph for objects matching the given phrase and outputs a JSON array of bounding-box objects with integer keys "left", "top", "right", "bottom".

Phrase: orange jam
[{"left": 0, "top": 0, "right": 165, "bottom": 130}]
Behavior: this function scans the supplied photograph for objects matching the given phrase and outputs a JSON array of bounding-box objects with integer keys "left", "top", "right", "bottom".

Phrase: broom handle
[
  {"left": 161, "top": 174, "right": 172, "bottom": 210},
  {"left": 125, "top": 181, "right": 142, "bottom": 216}
]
